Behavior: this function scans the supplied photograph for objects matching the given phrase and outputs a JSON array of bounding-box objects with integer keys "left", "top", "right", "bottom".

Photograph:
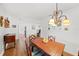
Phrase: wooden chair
[
  {"left": 29, "top": 34, "right": 36, "bottom": 40},
  {"left": 29, "top": 34, "right": 36, "bottom": 52},
  {"left": 25, "top": 35, "right": 36, "bottom": 56},
  {"left": 29, "top": 34, "right": 43, "bottom": 56},
  {"left": 48, "top": 35, "right": 55, "bottom": 42},
  {"left": 25, "top": 38, "right": 32, "bottom": 56}
]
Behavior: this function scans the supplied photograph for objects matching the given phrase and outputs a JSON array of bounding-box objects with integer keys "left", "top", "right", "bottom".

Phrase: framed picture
[
  {"left": 0, "top": 16, "right": 10, "bottom": 28},
  {"left": 4, "top": 18, "right": 10, "bottom": 28}
]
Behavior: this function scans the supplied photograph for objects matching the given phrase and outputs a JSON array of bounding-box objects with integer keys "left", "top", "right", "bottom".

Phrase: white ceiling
[{"left": 1, "top": 3, "right": 79, "bottom": 20}]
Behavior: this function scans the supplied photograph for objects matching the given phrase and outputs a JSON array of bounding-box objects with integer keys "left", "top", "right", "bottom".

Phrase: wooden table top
[{"left": 31, "top": 37, "right": 65, "bottom": 56}]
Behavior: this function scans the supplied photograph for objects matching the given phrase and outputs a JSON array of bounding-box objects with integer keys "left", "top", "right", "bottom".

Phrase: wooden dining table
[{"left": 31, "top": 37, "right": 65, "bottom": 56}]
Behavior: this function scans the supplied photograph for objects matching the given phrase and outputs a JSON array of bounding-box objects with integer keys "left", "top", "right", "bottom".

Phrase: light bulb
[
  {"left": 49, "top": 19, "right": 56, "bottom": 26},
  {"left": 63, "top": 19, "right": 70, "bottom": 26}
]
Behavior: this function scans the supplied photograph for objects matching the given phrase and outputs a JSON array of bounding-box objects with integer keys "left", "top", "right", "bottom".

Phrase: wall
[
  {"left": 0, "top": 5, "right": 7, "bottom": 55},
  {"left": 18, "top": 18, "right": 41, "bottom": 38},
  {"left": 3, "top": 16, "right": 41, "bottom": 40},
  {"left": 0, "top": 15, "right": 41, "bottom": 55},
  {"left": 40, "top": 6, "right": 79, "bottom": 55},
  {"left": 0, "top": 28, "right": 5, "bottom": 55}
]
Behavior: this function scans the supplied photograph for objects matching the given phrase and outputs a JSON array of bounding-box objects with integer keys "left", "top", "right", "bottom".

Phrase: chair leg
[
  {"left": 32, "top": 46, "right": 34, "bottom": 52},
  {"left": 29, "top": 47, "right": 32, "bottom": 56},
  {"left": 27, "top": 50, "right": 29, "bottom": 56},
  {"left": 27, "top": 47, "right": 32, "bottom": 56}
]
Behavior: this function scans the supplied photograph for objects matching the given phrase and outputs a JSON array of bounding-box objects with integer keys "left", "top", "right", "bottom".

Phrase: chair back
[
  {"left": 48, "top": 35, "right": 55, "bottom": 42},
  {"left": 29, "top": 34, "right": 36, "bottom": 40}
]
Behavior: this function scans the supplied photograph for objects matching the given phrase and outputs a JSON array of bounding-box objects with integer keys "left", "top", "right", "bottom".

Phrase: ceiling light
[{"left": 49, "top": 3, "right": 70, "bottom": 30}]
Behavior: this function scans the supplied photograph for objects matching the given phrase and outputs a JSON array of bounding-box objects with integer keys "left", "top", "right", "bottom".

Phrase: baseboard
[
  {"left": 63, "top": 51, "right": 74, "bottom": 56},
  {"left": 0, "top": 50, "right": 4, "bottom": 56}
]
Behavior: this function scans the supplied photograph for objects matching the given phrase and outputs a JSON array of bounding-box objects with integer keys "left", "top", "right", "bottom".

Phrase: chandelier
[{"left": 49, "top": 3, "right": 70, "bottom": 30}]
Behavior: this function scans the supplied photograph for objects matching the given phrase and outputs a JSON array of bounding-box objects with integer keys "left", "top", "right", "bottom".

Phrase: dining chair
[
  {"left": 25, "top": 34, "right": 38, "bottom": 56},
  {"left": 29, "top": 34, "right": 44, "bottom": 56},
  {"left": 25, "top": 38, "right": 32, "bottom": 56},
  {"left": 25, "top": 35, "right": 44, "bottom": 56},
  {"left": 48, "top": 35, "right": 55, "bottom": 42},
  {"left": 29, "top": 34, "right": 36, "bottom": 51},
  {"left": 29, "top": 34, "right": 36, "bottom": 40}
]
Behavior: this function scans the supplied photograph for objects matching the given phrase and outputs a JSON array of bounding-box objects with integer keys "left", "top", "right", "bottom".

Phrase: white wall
[
  {"left": 40, "top": 7, "right": 79, "bottom": 55},
  {"left": 0, "top": 5, "right": 8, "bottom": 55},
  {"left": 18, "top": 18, "right": 41, "bottom": 38},
  {"left": 4, "top": 16, "right": 41, "bottom": 39},
  {"left": 0, "top": 28, "right": 5, "bottom": 55},
  {"left": 63, "top": 7, "right": 79, "bottom": 55}
]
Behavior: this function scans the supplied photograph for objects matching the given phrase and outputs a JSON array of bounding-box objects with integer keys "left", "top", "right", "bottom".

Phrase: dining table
[{"left": 31, "top": 37, "right": 65, "bottom": 56}]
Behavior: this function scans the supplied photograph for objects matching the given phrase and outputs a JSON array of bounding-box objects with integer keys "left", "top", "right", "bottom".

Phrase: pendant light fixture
[{"left": 49, "top": 3, "right": 70, "bottom": 30}]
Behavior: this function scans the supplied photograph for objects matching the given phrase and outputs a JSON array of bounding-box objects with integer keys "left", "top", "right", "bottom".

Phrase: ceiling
[{"left": 1, "top": 3, "right": 79, "bottom": 20}]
